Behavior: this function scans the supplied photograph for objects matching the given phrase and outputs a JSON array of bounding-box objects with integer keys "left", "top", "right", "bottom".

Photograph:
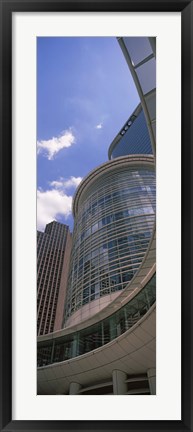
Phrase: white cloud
[
  {"left": 95, "top": 123, "right": 103, "bottom": 129},
  {"left": 37, "top": 129, "right": 75, "bottom": 160},
  {"left": 50, "top": 176, "right": 82, "bottom": 190},
  {"left": 37, "top": 188, "right": 72, "bottom": 231},
  {"left": 48, "top": 180, "right": 63, "bottom": 189},
  {"left": 37, "top": 176, "right": 82, "bottom": 231}
]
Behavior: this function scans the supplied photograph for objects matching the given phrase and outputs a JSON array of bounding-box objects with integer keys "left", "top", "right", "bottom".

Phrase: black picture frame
[{"left": 0, "top": 0, "right": 192, "bottom": 431}]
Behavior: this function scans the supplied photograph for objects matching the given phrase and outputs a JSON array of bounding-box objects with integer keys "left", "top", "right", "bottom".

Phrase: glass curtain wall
[{"left": 64, "top": 160, "right": 155, "bottom": 322}]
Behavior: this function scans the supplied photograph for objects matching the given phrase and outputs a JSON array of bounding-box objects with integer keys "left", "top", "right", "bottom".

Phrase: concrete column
[
  {"left": 69, "top": 382, "right": 81, "bottom": 395},
  {"left": 147, "top": 368, "right": 156, "bottom": 394},
  {"left": 112, "top": 370, "right": 127, "bottom": 395},
  {"left": 109, "top": 316, "right": 116, "bottom": 341},
  {"left": 72, "top": 335, "right": 78, "bottom": 357}
]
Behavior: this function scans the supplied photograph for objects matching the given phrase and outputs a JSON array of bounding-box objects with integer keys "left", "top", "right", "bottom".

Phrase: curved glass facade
[
  {"left": 37, "top": 273, "right": 156, "bottom": 367},
  {"left": 109, "top": 109, "right": 152, "bottom": 159},
  {"left": 64, "top": 158, "right": 155, "bottom": 322}
]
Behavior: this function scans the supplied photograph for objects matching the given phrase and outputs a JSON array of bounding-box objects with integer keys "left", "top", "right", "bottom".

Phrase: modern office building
[
  {"left": 37, "top": 37, "right": 156, "bottom": 395},
  {"left": 37, "top": 221, "right": 72, "bottom": 335},
  {"left": 64, "top": 155, "right": 155, "bottom": 327},
  {"left": 37, "top": 225, "right": 156, "bottom": 394}
]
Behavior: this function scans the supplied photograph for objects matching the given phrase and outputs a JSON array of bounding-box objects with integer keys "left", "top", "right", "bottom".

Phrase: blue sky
[{"left": 37, "top": 37, "right": 139, "bottom": 232}]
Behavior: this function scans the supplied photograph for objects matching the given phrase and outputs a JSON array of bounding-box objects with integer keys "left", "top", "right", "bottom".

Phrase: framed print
[{"left": 0, "top": 0, "right": 193, "bottom": 431}]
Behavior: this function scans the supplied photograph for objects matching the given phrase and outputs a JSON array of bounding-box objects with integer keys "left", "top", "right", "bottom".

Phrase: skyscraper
[
  {"left": 37, "top": 221, "right": 72, "bottom": 335},
  {"left": 108, "top": 103, "right": 153, "bottom": 159}
]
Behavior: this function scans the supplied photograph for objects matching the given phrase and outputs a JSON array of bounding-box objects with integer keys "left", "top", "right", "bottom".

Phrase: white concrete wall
[{"left": 65, "top": 291, "right": 121, "bottom": 327}]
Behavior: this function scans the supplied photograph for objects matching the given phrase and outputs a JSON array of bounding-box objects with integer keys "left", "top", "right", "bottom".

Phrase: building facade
[
  {"left": 37, "top": 227, "right": 156, "bottom": 394},
  {"left": 37, "top": 221, "right": 72, "bottom": 335},
  {"left": 64, "top": 155, "right": 155, "bottom": 327}
]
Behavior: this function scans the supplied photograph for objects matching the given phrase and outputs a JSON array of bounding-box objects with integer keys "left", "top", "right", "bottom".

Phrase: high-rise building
[
  {"left": 37, "top": 221, "right": 72, "bottom": 335},
  {"left": 108, "top": 103, "right": 152, "bottom": 159},
  {"left": 37, "top": 36, "right": 156, "bottom": 395}
]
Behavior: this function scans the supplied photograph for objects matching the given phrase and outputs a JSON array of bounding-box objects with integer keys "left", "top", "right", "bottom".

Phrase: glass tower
[
  {"left": 64, "top": 155, "right": 155, "bottom": 324},
  {"left": 108, "top": 106, "right": 153, "bottom": 159}
]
